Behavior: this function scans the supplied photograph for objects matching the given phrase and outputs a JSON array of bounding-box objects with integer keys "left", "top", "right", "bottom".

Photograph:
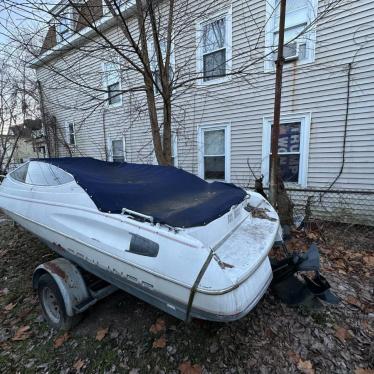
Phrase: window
[
  {"left": 265, "top": 0, "right": 318, "bottom": 71},
  {"left": 198, "top": 124, "right": 230, "bottom": 181},
  {"left": 171, "top": 133, "right": 178, "bottom": 167},
  {"left": 103, "top": 62, "right": 122, "bottom": 106},
  {"left": 56, "top": 7, "right": 76, "bottom": 42},
  {"left": 9, "top": 163, "right": 29, "bottom": 183},
  {"left": 110, "top": 138, "right": 125, "bottom": 162},
  {"left": 108, "top": 82, "right": 121, "bottom": 105},
  {"left": 10, "top": 162, "right": 74, "bottom": 186},
  {"left": 197, "top": 8, "right": 232, "bottom": 84},
  {"left": 37, "top": 146, "right": 46, "bottom": 157},
  {"left": 103, "top": 0, "right": 135, "bottom": 15},
  {"left": 149, "top": 39, "right": 174, "bottom": 95},
  {"left": 66, "top": 122, "right": 76, "bottom": 146},
  {"left": 262, "top": 113, "right": 311, "bottom": 187}
]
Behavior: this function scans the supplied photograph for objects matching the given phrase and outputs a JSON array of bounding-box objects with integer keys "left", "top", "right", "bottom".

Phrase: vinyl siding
[{"left": 36, "top": 0, "right": 374, "bottom": 198}]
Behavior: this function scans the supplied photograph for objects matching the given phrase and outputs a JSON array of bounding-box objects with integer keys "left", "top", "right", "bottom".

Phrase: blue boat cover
[{"left": 40, "top": 157, "right": 247, "bottom": 228}]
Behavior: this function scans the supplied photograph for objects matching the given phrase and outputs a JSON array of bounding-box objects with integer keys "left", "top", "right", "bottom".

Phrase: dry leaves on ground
[
  {"left": 4, "top": 302, "right": 16, "bottom": 312},
  {"left": 363, "top": 255, "right": 374, "bottom": 267},
  {"left": 355, "top": 369, "right": 374, "bottom": 374},
  {"left": 178, "top": 361, "right": 203, "bottom": 374},
  {"left": 12, "top": 325, "right": 31, "bottom": 341},
  {"left": 288, "top": 351, "right": 315, "bottom": 374},
  {"left": 346, "top": 295, "right": 363, "bottom": 310},
  {"left": 0, "top": 288, "right": 9, "bottom": 297},
  {"left": 335, "top": 326, "right": 352, "bottom": 344},
  {"left": 152, "top": 335, "right": 166, "bottom": 349},
  {"left": 95, "top": 326, "right": 109, "bottom": 342},
  {"left": 149, "top": 318, "right": 166, "bottom": 334},
  {"left": 53, "top": 332, "right": 70, "bottom": 348},
  {"left": 297, "top": 360, "right": 315, "bottom": 374},
  {"left": 73, "top": 358, "right": 85, "bottom": 371}
]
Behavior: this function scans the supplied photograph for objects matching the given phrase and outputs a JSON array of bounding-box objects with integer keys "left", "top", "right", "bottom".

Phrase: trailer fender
[{"left": 33, "top": 258, "right": 90, "bottom": 316}]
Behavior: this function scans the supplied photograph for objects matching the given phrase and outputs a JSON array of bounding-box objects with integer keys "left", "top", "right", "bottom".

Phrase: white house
[{"left": 31, "top": 0, "right": 374, "bottom": 224}]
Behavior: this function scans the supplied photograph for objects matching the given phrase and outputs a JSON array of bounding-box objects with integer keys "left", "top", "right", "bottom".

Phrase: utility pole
[{"left": 269, "top": 0, "right": 286, "bottom": 207}]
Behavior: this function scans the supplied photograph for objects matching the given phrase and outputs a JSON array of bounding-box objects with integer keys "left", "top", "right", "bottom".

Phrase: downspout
[{"left": 326, "top": 62, "right": 352, "bottom": 191}]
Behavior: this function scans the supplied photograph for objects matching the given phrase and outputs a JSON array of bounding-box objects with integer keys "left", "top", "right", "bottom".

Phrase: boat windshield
[{"left": 9, "top": 161, "right": 75, "bottom": 186}]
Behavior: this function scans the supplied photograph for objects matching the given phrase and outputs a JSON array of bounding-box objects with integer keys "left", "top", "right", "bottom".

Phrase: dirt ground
[{"left": 0, "top": 216, "right": 373, "bottom": 374}]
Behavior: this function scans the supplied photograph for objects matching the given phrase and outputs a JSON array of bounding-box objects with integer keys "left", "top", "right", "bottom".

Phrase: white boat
[{"left": 0, "top": 158, "right": 280, "bottom": 323}]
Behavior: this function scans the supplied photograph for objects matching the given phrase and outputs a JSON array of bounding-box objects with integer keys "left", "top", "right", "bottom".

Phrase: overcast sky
[{"left": 0, "top": 0, "right": 57, "bottom": 52}]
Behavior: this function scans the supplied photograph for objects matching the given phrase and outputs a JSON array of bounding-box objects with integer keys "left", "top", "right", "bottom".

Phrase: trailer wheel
[{"left": 37, "top": 274, "right": 82, "bottom": 330}]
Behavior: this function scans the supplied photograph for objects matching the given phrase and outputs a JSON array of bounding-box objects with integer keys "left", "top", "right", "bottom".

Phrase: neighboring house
[
  {"left": 1, "top": 136, "right": 43, "bottom": 172},
  {"left": 31, "top": 0, "right": 374, "bottom": 223}
]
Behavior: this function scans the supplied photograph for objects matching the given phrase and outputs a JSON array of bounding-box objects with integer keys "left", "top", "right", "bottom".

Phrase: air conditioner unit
[
  {"left": 273, "top": 41, "right": 302, "bottom": 62},
  {"left": 283, "top": 42, "right": 299, "bottom": 61}
]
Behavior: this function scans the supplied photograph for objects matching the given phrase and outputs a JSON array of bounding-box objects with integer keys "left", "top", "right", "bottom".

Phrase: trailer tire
[{"left": 37, "top": 274, "right": 82, "bottom": 331}]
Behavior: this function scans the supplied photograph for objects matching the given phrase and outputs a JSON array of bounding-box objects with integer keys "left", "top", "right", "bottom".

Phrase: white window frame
[
  {"left": 108, "top": 136, "right": 126, "bottom": 162},
  {"left": 102, "top": 0, "right": 136, "bottom": 16},
  {"left": 148, "top": 38, "right": 175, "bottom": 96},
  {"left": 56, "top": 6, "right": 77, "bottom": 43},
  {"left": 196, "top": 7, "right": 232, "bottom": 86},
  {"left": 65, "top": 121, "right": 76, "bottom": 146},
  {"left": 264, "top": 0, "right": 318, "bottom": 72},
  {"left": 262, "top": 112, "right": 311, "bottom": 187},
  {"left": 171, "top": 133, "right": 178, "bottom": 167},
  {"left": 102, "top": 61, "right": 123, "bottom": 108},
  {"left": 198, "top": 123, "right": 231, "bottom": 182}
]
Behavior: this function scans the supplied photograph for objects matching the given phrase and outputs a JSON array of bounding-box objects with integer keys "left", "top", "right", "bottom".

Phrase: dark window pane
[
  {"left": 112, "top": 140, "right": 124, "bottom": 162},
  {"left": 113, "top": 156, "right": 124, "bottom": 163},
  {"left": 279, "top": 154, "right": 300, "bottom": 182},
  {"left": 108, "top": 82, "right": 121, "bottom": 105},
  {"left": 153, "top": 65, "right": 174, "bottom": 94},
  {"left": 204, "top": 156, "right": 225, "bottom": 179},
  {"left": 278, "top": 122, "right": 300, "bottom": 153},
  {"left": 203, "top": 49, "right": 226, "bottom": 81},
  {"left": 68, "top": 123, "right": 75, "bottom": 145}
]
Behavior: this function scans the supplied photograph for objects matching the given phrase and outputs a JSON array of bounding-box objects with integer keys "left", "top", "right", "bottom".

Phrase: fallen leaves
[
  {"left": 53, "top": 332, "right": 70, "bottom": 348},
  {"left": 12, "top": 325, "right": 31, "bottom": 341},
  {"left": 73, "top": 358, "right": 85, "bottom": 371},
  {"left": 346, "top": 295, "right": 363, "bottom": 310},
  {"left": 152, "top": 335, "right": 166, "bottom": 349},
  {"left": 363, "top": 255, "right": 374, "bottom": 267},
  {"left": 95, "top": 326, "right": 109, "bottom": 342},
  {"left": 354, "top": 369, "right": 374, "bottom": 374},
  {"left": 297, "top": 360, "right": 315, "bottom": 374},
  {"left": 288, "top": 351, "right": 315, "bottom": 374},
  {"left": 0, "top": 288, "right": 9, "bottom": 297},
  {"left": 4, "top": 302, "right": 16, "bottom": 312},
  {"left": 335, "top": 326, "right": 353, "bottom": 344},
  {"left": 178, "top": 361, "right": 203, "bottom": 374},
  {"left": 149, "top": 318, "right": 166, "bottom": 334}
]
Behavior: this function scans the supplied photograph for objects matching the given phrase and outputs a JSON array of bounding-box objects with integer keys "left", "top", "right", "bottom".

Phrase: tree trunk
[{"left": 269, "top": 0, "right": 286, "bottom": 208}]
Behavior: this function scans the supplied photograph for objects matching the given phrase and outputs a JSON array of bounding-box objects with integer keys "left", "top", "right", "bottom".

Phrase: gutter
[{"left": 29, "top": 3, "right": 136, "bottom": 68}]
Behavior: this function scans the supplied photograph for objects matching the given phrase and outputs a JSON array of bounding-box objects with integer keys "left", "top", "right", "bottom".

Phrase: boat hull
[{"left": 2, "top": 206, "right": 273, "bottom": 321}]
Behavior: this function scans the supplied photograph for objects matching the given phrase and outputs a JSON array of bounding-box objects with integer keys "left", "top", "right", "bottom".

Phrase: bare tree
[{"left": 0, "top": 0, "right": 350, "bottom": 173}]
